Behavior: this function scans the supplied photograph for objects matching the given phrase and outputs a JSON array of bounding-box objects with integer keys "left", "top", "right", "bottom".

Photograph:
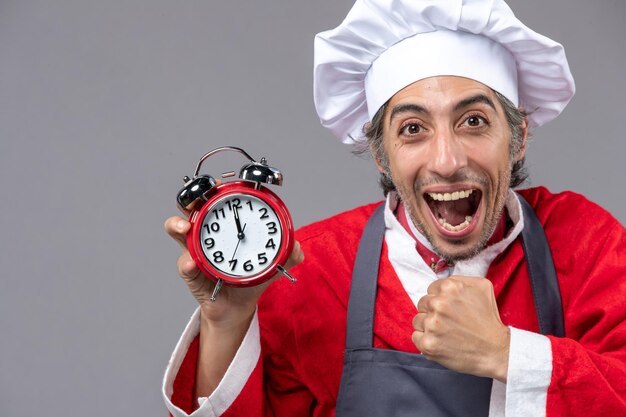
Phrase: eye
[
  {"left": 399, "top": 122, "right": 425, "bottom": 136},
  {"left": 462, "top": 114, "right": 488, "bottom": 128}
]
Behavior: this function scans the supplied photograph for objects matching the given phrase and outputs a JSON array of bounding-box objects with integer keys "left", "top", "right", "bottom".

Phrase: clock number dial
[
  {"left": 228, "top": 259, "right": 238, "bottom": 271},
  {"left": 225, "top": 198, "right": 242, "bottom": 211},
  {"left": 204, "top": 222, "right": 220, "bottom": 234},
  {"left": 212, "top": 207, "right": 225, "bottom": 220},
  {"left": 212, "top": 251, "right": 224, "bottom": 263},
  {"left": 199, "top": 194, "right": 283, "bottom": 278}
]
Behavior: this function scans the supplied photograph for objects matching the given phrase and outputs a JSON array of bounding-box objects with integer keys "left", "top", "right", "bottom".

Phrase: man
[{"left": 163, "top": 0, "right": 626, "bottom": 416}]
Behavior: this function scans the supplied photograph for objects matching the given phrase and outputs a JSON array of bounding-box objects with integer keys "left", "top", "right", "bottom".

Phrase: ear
[
  {"left": 515, "top": 116, "right": 529, "bottom": 161},
  {"left": 372, "top": 151, "right": 386, "bottom": 174},
  {"left": 364, "top": 122, "right": 387, "bottom": 174}
]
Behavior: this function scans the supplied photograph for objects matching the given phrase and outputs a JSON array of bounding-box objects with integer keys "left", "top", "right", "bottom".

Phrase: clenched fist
[{"left": 412, "top": 276, "right": 510, "bottom": 382}]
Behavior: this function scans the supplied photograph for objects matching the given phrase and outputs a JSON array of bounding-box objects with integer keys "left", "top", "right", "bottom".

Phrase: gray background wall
[{"left": 0, "top": 1, "right": 624, "bottom": 416}]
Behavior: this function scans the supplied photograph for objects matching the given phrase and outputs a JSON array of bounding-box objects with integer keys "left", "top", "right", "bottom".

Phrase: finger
[
  {"left": 451, "top": 275, "right": 493, "bottom": 294},
  {"left": 177, "top": 251, "right": 201, "bottom": 282},
  {"left": 164, "top": 216, "right": 191, "bottom": 250},
  {"left": 266, "top": 242, "right": 304, "bottom": 285},
  {"left": 430, "top": 277, "right": 469, "bottom": 298},
  {"left": 426, "top": 278, "right": 443, "bottom": 295},
  {"left": 412, "top": 312, "right": 426, "bottom": 332},
  {"left": 412, "top": 330, "right": 424, "bottom": 352},
  {"left": 449, "top": 275, "right": 478, "bottom": 283},
  {"left": 417, "top": 294, "right": 432, "bottom": 313},
  {"left": 283, "top": 241, "right": 304, "bottom": 270}
]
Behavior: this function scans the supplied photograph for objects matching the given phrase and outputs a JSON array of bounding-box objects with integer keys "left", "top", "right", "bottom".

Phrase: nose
[{"left": 425, "top": 128, "right": 468, "bottom": 178}]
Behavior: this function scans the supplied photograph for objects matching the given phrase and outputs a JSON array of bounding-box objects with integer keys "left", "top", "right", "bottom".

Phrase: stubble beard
[{"left": 391, "top": 168, "right": 511, "bottom": 264}]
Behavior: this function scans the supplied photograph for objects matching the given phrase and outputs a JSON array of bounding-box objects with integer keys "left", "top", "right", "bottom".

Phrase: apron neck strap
[
  {"left": 345, "top": 204, "right": 386, "bottom": 349},
  {"left": 517, "top": 194, "right": 565, "bottom": 337}
]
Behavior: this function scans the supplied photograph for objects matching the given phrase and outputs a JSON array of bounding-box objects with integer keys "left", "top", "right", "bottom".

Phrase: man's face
[{"left": 377, "top": 76, "right": 526, "bottom": 261}]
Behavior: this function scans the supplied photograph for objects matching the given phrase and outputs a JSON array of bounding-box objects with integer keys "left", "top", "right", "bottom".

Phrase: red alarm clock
[{"left": 176, "top": 146, "right": 295, "bottom": 300}]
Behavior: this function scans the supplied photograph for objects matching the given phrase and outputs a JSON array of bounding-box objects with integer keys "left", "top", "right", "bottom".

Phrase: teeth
[
  {"left": 439, "top": 215, "right": 473, "bottom": 232},
  {"left": 428, "top": 189, "right": 473, "bottom": 202}
]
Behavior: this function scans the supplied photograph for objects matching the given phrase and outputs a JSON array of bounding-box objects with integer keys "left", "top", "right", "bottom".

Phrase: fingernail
[{"left": 177, "top": 220, "right": 186, "bottom": 231}]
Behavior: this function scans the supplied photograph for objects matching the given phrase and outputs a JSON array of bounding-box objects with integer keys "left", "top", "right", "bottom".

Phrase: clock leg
[
  {"left": 210, "top": 279, "right": 224, "bottom": 301},
  {"left": 277, "top": 265, "right": 297, "bottom": 283}
]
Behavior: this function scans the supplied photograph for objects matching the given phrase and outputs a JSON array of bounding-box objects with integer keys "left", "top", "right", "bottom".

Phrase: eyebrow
[
  {"left": 453, "top": 93, "right": 497, "bottom": 112},
  {"left": 388, "top": 103, "right": 430, "bottom": 124}
]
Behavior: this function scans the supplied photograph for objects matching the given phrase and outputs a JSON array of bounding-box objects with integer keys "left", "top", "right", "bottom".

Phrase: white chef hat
[{"left": 313, "top": 0, "right": 576, "bottom": 145}]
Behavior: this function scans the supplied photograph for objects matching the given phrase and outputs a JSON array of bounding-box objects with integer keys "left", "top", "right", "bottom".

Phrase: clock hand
[
  {"left": 230, "top": 223, "right": 247, "bottom": 262},
  {"left": 233, "top": 205, "right": 245, "bottom": 240}
]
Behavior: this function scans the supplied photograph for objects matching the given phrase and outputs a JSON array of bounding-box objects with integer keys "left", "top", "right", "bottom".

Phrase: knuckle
[
  {"left": 176, "top": 255, "right": 196, "bottom": 279},
  {"left": 176, "top": 256, "right": 188, "bottom": 278},
  {"left": 440, "top": 278, "right": 459, "bottom": 293},
  {"left": 429, "top": 296, "right": 447, "bottom": 314}
]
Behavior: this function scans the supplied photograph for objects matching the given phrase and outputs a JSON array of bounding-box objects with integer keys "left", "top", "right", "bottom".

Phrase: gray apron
[{"left": 335, "top": 196, "right": 564, "bottom": 417}]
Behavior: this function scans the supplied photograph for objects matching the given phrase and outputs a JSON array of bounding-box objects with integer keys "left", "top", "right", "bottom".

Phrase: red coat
[{"left": 170, "top": 186, "right": 626, "bottom": 416}]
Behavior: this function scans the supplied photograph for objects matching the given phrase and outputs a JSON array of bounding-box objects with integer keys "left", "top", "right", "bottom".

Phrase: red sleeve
[
  {"left": 171, "top": 336, "right": 199, "bottom": 415},
  {"left": 519, "top": 187, "right": 626, "bottom": 417},
  {"left": 220, "top": 359, "right": 266, "bottom": 417},
  {"left": 169, "top": 337, "right": 269, "bottom": 416},
  {"left": 222, "top": 353, "right": 316, "bottom": 417},
  {"left": 546, "top": 224, "right": 626, "bottom": 416}
]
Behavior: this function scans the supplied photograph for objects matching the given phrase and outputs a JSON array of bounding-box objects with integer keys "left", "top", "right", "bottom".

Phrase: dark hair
[{"left": 362, "top": 90, "right": 529, "bottom": 195}]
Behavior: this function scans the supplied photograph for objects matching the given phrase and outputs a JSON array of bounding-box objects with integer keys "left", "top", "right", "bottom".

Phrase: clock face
[{"left": 198, "top": 194, "right": 283, "bottom": 278}]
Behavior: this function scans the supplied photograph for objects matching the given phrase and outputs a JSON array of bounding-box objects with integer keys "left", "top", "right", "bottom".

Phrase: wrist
[
  {"left": 490, "top": 326, "right": 511, "bottom": 383},
  {"left": 200, "top": 303, "right": 256, "bottom": 334},
  {"left": 195, "top": 305, "right": 257, "bottom": 398}
]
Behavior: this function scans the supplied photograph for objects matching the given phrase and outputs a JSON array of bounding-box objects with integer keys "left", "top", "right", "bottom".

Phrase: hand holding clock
[
  {"left": 165, "top": 214, "right": 303, "bottom": 321},
  {"left": 170, "top": 147, "right": 299, "bottom": 397}
]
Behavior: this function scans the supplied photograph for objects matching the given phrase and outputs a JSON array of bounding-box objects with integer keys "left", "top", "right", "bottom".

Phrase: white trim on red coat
[{"left": 163, "top": 308, "right": 261, "bottom": 417}]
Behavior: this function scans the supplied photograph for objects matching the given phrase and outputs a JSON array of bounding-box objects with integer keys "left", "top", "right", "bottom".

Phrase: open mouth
[{"left": 424, "top": 189, "right": 482, "bottom": 233}]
